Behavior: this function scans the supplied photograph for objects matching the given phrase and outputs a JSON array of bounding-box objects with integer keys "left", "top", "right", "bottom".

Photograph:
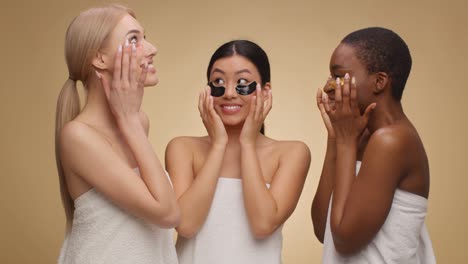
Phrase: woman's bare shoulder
[
  {"left": 264, "top": 137, "right": 311, "bottom": 160},
  {"left": 60, "top": 120, "right": 109, "bottom": 147},
  {"left": 166, "top": 136, "right": 210, "bottom": 154},
  {"left": 370, "top": 121, "right": 422, "bottom": 150}
]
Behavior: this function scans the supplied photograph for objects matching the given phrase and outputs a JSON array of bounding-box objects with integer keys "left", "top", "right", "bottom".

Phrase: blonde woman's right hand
[
  {"left": 316, "top": 87, "right": 335, "bottom": 139},
  {"left": 98, "top": 40, "right": 148, "bottom": 125},
  {"left": 198, "top": 86, "right": 228, "bottom": 146}
]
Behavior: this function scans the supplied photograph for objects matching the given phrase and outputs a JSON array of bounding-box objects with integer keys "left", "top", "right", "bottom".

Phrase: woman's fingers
[
  {"left": 317, "top": 89, "right": 327, "bottom": 116},
  {"left": 121, "top": 40, "right": 130, "bottom": 87},
  {"left": 362, "top": 103, "right": 377, "bottom": 124},
  {"left": 323, "top": 92, "right": 332, "bottom": 113},
  {"left": 316, "top": 88, "right": 323, "bottom": 108},
  {"left": 137, "top": 62, "right": 148, "bottom": 90},
  {"left": 198, "top": 89, "right": 204, "bottom": 116},
  {"left": 249, "top": 93, "right": 257, "bottom": 120},
  {"left": 112, "top": 45, "right": 123, "bottom": 87},
  {"left": 130, "top": 43, "right": 138, "bottom": 86},
  {"left": 205, "top": 87, "right": 211, "bottom": 110},
  {"left": 209, "top": 94, "right": 216, "bottom": 116},
  {"left": 263, "top": 89, "right": 272, "bottom": 117},
  {"left": 334, "top": 77, "right": 342, "bottom": 109},
  {"left": 202, "top": 87, "right": 208, "bottom": 118},
  {"left": 350, "top": 76, "right": 358, "bottom": 109},
  {"left": 342, "top": 73, "right": 351, "bottom": 110},
  {"left": 254, "top": 84, "right": 263, "bottom": 120},
  {"left": 205, "top": 87, "right": 213, "bottom": 120}
]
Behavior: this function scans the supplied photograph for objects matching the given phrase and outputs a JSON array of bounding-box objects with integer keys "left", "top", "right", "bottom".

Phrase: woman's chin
[
  {"left": 144, "top": 76, "right": 159, "bottom": 87},
  {"left": 220, "top": 117, "right": 245, "bottom": 127}
]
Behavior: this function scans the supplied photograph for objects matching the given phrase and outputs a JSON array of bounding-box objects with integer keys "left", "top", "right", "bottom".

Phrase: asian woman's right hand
[
  {"left": 98, "top": 41, "right": 148, "bottom": 126},
  {"left": 198, "top": 86, "right": 228, "bottom": 146}
]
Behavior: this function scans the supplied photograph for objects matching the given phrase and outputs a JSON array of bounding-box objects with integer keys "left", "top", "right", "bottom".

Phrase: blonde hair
[{"left": 55, "top": 4, "right": 135, "bottom": 231}]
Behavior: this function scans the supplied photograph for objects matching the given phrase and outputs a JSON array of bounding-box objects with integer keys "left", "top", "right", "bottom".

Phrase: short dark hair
[
  {"left": 206, "top": 40, "right": 270, "bottom": 135},
  {"left": 341, "top": 27, "right": 412, "bottom": 101}
]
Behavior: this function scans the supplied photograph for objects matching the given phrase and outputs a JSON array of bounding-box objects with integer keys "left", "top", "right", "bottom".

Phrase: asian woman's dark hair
[{"left": 207, "top": 40, "right": 270, "bottom": 135}]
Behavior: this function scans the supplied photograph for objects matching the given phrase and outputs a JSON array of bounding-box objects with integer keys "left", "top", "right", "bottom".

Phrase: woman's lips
[
  {"left": 147, "top": 63, "right": 156, "bottom": 74},
  {"left": 220, "top": 104, "right": 242, "bottom": 115},
  {"left": 141, "top": 60, "right": 156, "bottom": 74}
]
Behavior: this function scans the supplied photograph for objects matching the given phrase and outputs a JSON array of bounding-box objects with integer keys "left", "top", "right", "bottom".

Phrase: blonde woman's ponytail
[{"left": 55, "top": 78, "right": 80, "bottom": 231}]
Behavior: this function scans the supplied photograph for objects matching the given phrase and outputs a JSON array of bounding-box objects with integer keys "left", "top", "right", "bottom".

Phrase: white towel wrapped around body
[
  {"left": 322, "top": 161, "right": 436, "bottom": 264},
  {"left": 58, "top": 169, "right": 178, "bottom": 264}
]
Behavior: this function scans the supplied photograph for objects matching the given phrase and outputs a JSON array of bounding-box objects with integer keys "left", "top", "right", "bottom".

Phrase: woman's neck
[
  {"left": 224, "top": 124, "right": 266, "bottom": 148},
  {"left": 79, "top": 79, "right": 119, "bottom": 132},
  {"left": 367, "top": 99, "right": 407, "bottom": 133},
  {"left": 225, "top": 125, "right": 243, "bottom": 147}
]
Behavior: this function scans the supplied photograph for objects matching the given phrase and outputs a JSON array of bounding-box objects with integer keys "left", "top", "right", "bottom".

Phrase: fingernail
[
  {"left": 125, "top": 39, "right": 129, "bottom": 47},
  {"left": 132, "top": 43, "right": 136, "bottom": 52},
  {"left": 345, "top": 73, "right": 350, "bottom": 79},
  {"left": 351, "top": 76, "right": 356, "bottom": 85},
  {"left": 336, "top": 77, "right": 341, "bottom": 85},
  {"left": 118, "top": 45, "right": 122, "bottom": 53},
  {"left": 95, "top": 70, "right": 101, "bottom": 79},
  {"left": 322, "top": 91, "right": 327, "bottom": 102},
  {"left": 372, "top": 104, "right": 377, "bottom": 109}
]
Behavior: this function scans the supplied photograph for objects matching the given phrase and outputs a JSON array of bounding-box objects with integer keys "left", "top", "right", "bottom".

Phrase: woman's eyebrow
[
  {"left": 330, "top": 64, "right": 343, "bottom": 71},
  {"left": 236, "top": 69, "right": 251, "bottom": 74},
  {"left": 212, "top": 68, "right": 225, "bottom": 74},
  {"left": 126, "top": 29, "right": 141, "bottom": 35}
]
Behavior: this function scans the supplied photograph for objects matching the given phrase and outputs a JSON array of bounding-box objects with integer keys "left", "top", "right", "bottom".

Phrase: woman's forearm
[
  {"left": 240, "top": 143, "right": 279, "bottom": 239},
  {"left": 330, "top": 141, "right": 358, "bottom": 243},
  {"left": 119, "top": 115, "right": 179, "bottom": 226},
  {"left": 176, "top": 143, "right": 226, "bottom": 238},
  {"left": 312, "top": 137, "right": 337, "bottom": 242}
]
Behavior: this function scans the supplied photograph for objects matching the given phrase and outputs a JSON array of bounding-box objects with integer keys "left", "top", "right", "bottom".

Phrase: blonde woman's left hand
[
  {"left": 98, "top": 41, "right": 148, "bottom": 125},
  {"left": 239, "top": 84, "right": 272, "bottom": 145}
]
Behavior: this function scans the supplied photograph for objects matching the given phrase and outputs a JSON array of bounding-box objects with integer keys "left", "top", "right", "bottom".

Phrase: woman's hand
[
  {"left": 98, "top": 40, "right": 148, "bottom": 125},
  {"left": 317, "top": 79, "right": 336, "bottom": 139},
  {"left": 198, "top": 87, "right": 228, "bottom": 147},
  {"left": 239, "top": 84, "right": 272, "bottom": 145},
  {"left": 324, "top": 73, "right": 376, "bottom": 144}
]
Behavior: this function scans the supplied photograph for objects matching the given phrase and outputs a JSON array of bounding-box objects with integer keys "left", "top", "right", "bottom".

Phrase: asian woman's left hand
[
  {"left": 239, "top": 84, "right": 272, "bottom": 145},
  {"left": 324, "top": 73, "right": 376, "bottom": 144}
]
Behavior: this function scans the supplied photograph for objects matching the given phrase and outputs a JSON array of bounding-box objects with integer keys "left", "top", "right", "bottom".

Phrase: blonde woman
[{"left": 55, "top": 5, "right": 179, "bottom": 263}]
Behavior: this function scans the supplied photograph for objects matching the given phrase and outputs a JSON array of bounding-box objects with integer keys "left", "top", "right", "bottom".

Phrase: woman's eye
[
  {"left": 214, "top": 78, "right": 225, "bottom": 85},
  {"left": 331, "top": 73, "right": 341, "bottom": 79},
  {"left": 129, "top": 36, "right": 138, "bottom": 44},
  {"left": 238, "top": 78, "right": 248, "bottom": 85}
]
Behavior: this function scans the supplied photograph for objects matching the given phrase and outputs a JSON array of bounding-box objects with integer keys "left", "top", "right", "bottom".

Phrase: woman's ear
[
  {"left": 91, "top": 51, "right": 108, "bottom": 70},
  {"left": 262, "top": 82, "right": 271, "bottom": 97},
  {"left": 374, "top": 72, "right": 389, "bottom": 94}
]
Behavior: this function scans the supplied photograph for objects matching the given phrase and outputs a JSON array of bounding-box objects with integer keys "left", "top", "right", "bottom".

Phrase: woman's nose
[
  {"left": 223, "top": 84, "right": 238, "bottom": 98},
  {"left": 143, "top": 40, "right": 157, "bottom": 57}
]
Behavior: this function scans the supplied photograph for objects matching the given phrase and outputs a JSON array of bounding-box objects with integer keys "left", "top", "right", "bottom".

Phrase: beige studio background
[{"left": 1, "top": 0, "right": 467, "bottom": 263}]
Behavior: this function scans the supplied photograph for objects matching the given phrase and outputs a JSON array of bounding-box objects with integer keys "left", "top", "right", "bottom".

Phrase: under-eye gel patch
[{"left": 209, "top": 81, "right": 258, "bottom": 97}]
